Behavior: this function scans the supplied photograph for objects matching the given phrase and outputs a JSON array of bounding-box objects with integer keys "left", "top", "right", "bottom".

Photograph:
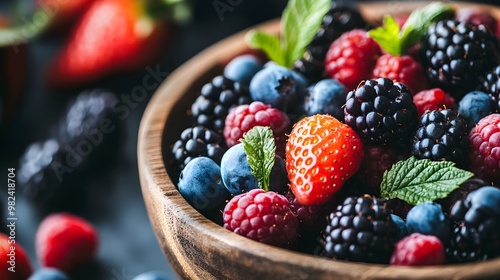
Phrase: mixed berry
[{"left": 169, "top": 1, "right": 500, "bottom": 267}]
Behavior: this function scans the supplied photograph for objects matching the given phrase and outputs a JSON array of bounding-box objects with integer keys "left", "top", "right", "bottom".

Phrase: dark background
[{"left": 0, "top": 0, "right": 498, "bottom": 279}]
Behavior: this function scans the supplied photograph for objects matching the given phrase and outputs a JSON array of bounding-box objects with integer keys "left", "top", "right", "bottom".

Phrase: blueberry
[
  {"left": 303, "top": 79, "right": 347, "bottom": 120},
  {"left": 28, "top": 268, "right": 69, "bottom": 280},
  {"left": 223, "top": 54, "right": 262, "bottom": 84},
  {"left": 132, "top": 271, "right": 172, "bottom": 280},
  {"left": 458, "top": 91, "right": 493, "bottom": 127},
  {"left": 178, "top": 157, "right": 229, "bottom": 212},
  {"left": 468, "top": 186, "right": 500, "bottom": 216},
  {"left": 406, "top": 202, "right": 451, "bottom": 243},
  {"left": 390, "top": 214, "right": 408, "bottom": 240},
  {"left": 220, "top": 143, "right": 289, "bottom": 195},
  {"left": 249, "top": 64, "right": 308, "bottom": 113}
]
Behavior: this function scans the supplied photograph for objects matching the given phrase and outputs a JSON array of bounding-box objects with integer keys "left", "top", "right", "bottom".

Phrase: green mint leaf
[
  {"left": 368, "top": 15, "right": 402, "bottom": 56},
  {"left": 245, "top": 30, "right": 285, "bottom": 66},
  {"left": 281, "top": 0, "right": 331, "bottom": 68},
  {"left": 240, "top": 126, "right": 276, "bottom": 192},
  {"left": 380, "top": 157, "right": 474, "bottom": 205}
]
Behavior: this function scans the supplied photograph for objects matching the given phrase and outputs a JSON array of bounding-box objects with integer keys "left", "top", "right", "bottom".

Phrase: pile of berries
[{"left": 168, "top": 1, "right": 500, "bottom": 267}]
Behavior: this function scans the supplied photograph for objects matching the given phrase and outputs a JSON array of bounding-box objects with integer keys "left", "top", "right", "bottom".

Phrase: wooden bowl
[{"left": 138, "top": 2, "right": 500, "bottom": 279}]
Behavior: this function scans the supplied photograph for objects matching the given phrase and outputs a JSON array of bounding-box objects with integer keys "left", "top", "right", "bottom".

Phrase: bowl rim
[{"left": 138, "top": 1, "right": 500, "bottom": 279}]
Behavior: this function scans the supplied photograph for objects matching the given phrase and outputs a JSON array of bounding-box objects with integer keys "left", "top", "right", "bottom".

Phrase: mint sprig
[
  {"left": 246, "top": 0, "right": 331, "bottom": 68},
  {"left": 368, "top": 2, "right": 453, "bottom": 55},
  {"left": 240, "top": 126, "right": 276, "bottom": 191},
  {"left": 380, "top": 157, "right": 474, "bottom": 205}
]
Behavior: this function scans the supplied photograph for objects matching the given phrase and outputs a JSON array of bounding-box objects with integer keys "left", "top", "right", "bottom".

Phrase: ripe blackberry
[
  {"left": 411, "top": 109, "right": 469, "bottom": 167},
  {"left": 191, "top": 75, "right": 251, "bottom": 134},
  {"left": 323, "top": 195, "right": 397, "bottom": 263},
  {"left": 436, "top": 177, "right": 489, "bottom": 213},
  {"left": 344, "top": 78, "right": 418, "bottom": 145},
  {"left": 447, "top": 187, "right": 500, "bottom": 263},
  {"left": 422, "top": 19, "right": 500, "bottom": 99},
  {"left": 480, "top": 64, "right": 500, "bottom": 112},
  {"left": 170, "top": 126, "right": 226, "bottom": 179},
  {"left": 293, "top": 4, "right": 367, "bottom": 82}
]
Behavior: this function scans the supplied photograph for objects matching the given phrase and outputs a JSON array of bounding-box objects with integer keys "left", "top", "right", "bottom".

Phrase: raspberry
[
  {"left": 223, "top": 189, "right": 299, "bottom": 248},
  {"left": 372, "top": 54, "right": 428, "bottom": 94},
  {"left": 325, "top": 29, "right": 381, "bottom": 91},
  {"left": 413, "top": 88, "right": 455, "bottom": 117},
  {"left": 0, "top": 233, "right": 32, "bottom": 280},
  {"left": 468, "top": 114, "right": 500, "bottom": 185},
  {"left": 390, "top": 233, "right": 446, "bottom": 266},
  {"left": 224, "top": 101, "right": 290, "bottom": 157}
]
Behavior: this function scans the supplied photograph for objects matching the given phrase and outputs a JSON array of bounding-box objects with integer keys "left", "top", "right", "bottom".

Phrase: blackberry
[
  {"left": 411, "top": 109, "right": 469, "bottom": 167},
  {"left": 344, "top": 78, "right": 418, "bottom": 145},
  {"left": 293, "top": 4, "right": 367, "bottom": 82},
  {"left": 170, "top": 126, "right": 227, "bottom": 179},
  {"left": 191, "top": 75, "right": 251, "bottom": 134},
  {"left": 480, "top": 64, "right": 500, "bottom": 112},
  {"left": 436, "top": 177, "right": 489, "bottom": 213},
  {"left": 323, "top": 195, "right": 397, "bottom": 263},
  {"left": 422, "top": 19, "right": 500, "bottom": 99},
  {"left": 447, "top": 187, "right": 500, "bottom": 263}
]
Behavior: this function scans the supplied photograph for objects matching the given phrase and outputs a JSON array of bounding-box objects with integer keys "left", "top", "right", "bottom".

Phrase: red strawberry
[
  {"left": 38, "top": 0, "right": 95, "bottom": 34},
  {"left": 36, "top": 213, "right": 98, "bottom": 273},
  {"left": 46, "top": 0, "right": 171, "bottom": 89},
  {"left": 286, "top": 114, "right": 363, "bottom": 205},
  {"left": 0, "top": 233, "right": 33, "bottom": 280}
]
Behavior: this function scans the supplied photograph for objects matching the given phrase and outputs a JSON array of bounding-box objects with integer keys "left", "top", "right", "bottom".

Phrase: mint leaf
[
  {"left": 368, "top": 2, "right": 453, "bottom": 55},
  {"left": 240, "top": 126, "right": 276, "bottom": 192},
  {"left": 246, "top": 30, "right": 285, "bottom": 66},
  {"left": 380, "top": 157, "right": 474, "bottom": 205},
  {"left": 280, "top": 0, "right": 331, "bottom": 68},
  {"left": 245, "top": 0, "right": 330, "bottom": 68}
]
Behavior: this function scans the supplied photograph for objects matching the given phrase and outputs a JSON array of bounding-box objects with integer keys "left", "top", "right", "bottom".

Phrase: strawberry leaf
[
  {"left": 245, "top": 0, "right": 330, "bottom": 68},
  {"left": 241, "top": 126, "right": 276, "bottom": 192},
  {"left": 380, "top": 157, "right": 474, "bottom": 205}
]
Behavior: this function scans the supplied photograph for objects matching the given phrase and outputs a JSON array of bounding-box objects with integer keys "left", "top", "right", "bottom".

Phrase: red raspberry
[
  {"left": 413, "top": 88, "right": 455, "bottom": 117},
  {"left": 372, "top": 54, "right": 428, "bottom": 94},
  {"left": 468, "top": 114, "right": 500, "bottom": 185},
  {"left": 0, "top": 233, "right": 32, "bottom": 280},
  {"left": 390, "top": 233, "right": 445, "bottom": 266},
  {"left": 36, "top": 213, "right": 99, "bottom": 273},
  {"left": 325, "top": 29, "right": 381, "bottom": 91},
  {"left": 223, "top": 189, "right": 299, "bottom": 248},
  {"left": 224, "top": 101, "right": 290, "bottom": 157}
]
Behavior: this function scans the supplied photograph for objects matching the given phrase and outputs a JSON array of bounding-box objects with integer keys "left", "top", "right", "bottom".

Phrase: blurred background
[{"left": 0, "top": 0, "right": 498, "bottom": 279}]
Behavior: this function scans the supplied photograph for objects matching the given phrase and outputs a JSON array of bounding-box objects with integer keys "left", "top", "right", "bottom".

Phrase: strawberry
[
  {"left": 286, "top": 114, "right": 363, "bottom": 206},
  {"left": 35, "top": 213, "right": 99, "bottom": 273},
  {"left": 46, "top": 0, "right": 179, "bottom": 89},
  {"left": 0, "top": 233, "right": 33, "bottom": 280},
  {"left": 37, "top": 0, "right": 95, "bottom": 34}
]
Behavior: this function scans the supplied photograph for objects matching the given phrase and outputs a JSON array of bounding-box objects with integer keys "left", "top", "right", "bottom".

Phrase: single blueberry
[
  {"left": 390, "top": 214, "right": 408, "bottom": 240},
  {"left": 223, "top": 54, "right": 262, "bottom": 84},
  {"left": 132, "top": 271, "right": 172, "bottom": 280},
  {"left": 406, "top": 202, "right": 450, "bottom": 243},
  {"left": 249, "top": 64, "right": 308, "bottom": 113},
  {"left": 303, "top": 79, "right": 347, "bottom": 120},
  {"left": 468, "top": 186, "right": 500, "bottom": 216},
  {"left": 458, "top": 91, "right": 493, "bottom": 127},
  {"left": 178, "top": 157, "right": 229, "bottom": 212},
  {"left": 28, "top": 268, "right": 69, "bottom": 280}
]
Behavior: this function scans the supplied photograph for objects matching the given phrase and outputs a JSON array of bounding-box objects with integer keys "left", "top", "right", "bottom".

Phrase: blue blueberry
[
  {"left": 220, "top": 143, "right": 289, "bottom": 195},
  {"left": 132, "top": 271, "right": 172, "bottom": 280},
  {"left": 224, "top": 55, "right": 262, "bottom": 84},
  {"left": 249, "top": 64, "right": 308, "bottom": 113},
  {"left": 406, "top": 202, "right": 451, "bottom": 243},
  {"left": 178, "top": 157, "right": 229, "bottom": 212},
  {"left": 468, "top": 186, "right": 500, "bottom": 216},
  {"left": 303, "top": 79, "right": 347, "bottom": 120},
  {"left": 390, "top": 214, "right": 408, "bottom": 240},
  {"left": 28, "top": 268, "right": 69, "bottom": 280},
  {"left": 458, "top": 91, "right": 493, "bottom": 127}
]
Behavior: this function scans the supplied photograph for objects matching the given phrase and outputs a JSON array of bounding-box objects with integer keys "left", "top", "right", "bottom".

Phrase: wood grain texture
[{"left": 138, "top": 2, "right": 500, "bottom": 279}]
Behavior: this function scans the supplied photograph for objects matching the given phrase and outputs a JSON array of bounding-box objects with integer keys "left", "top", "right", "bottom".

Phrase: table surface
[{"left": 0, "top": 1, "right": 497, "bottom": 279}]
